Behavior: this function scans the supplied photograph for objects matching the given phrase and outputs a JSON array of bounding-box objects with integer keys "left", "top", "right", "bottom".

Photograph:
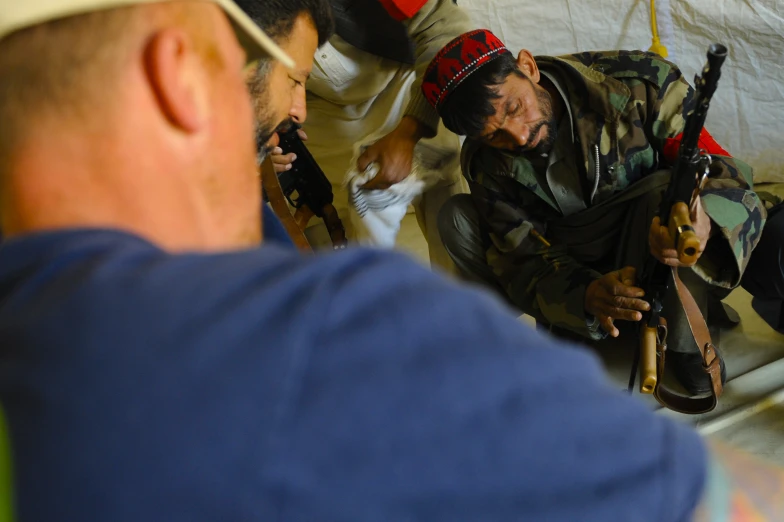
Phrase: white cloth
[
  {"left": 345, "top": 131, "right": 460, "bottom": 248},
  {"left": 301, "top": 35, "right": 466, "bottom": 271}
]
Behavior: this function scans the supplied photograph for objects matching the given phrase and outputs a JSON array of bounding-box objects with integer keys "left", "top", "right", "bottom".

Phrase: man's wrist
[
  {"left": 585, "top": 313, "right": 600, "bottom": 329},
  {"left": 395, "top": 116, "right": 427, "bottom": 143},
  {"left": 583, "top": 279, "right": 598, "bottom": 316}
]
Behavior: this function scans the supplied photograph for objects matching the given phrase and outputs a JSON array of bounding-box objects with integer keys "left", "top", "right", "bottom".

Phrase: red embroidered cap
[{"left": 422, "top": 29, "right": 512, "bottom": 110}]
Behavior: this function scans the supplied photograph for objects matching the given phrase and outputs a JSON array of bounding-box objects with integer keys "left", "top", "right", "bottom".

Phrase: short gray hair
[{"left": 0, "top": 8, "right": 140, "bottom": 174}]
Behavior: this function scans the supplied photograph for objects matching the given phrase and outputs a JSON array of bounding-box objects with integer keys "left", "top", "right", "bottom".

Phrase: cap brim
[
  {"left": 214, "top": 0, "right": 294, "bottom": 68},
  {"left": 0, "top": 0, "right": 293, "bottom": 69}
]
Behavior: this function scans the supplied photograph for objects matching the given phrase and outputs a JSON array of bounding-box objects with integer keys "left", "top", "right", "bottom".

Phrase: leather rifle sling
[
  {"left": 260, "top": 158, "right": 313, "bottom": 252},
  {"left": 322, "top": 203, "right": 348, "bottom": 249},
  {"left": 653, "top": 267, "right": 723, "bottom": 414}
]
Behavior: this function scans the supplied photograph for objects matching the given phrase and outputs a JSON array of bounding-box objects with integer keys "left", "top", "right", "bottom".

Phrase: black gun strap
[{"left": 653, "top": 267, "right": 723, "bottom": 414}]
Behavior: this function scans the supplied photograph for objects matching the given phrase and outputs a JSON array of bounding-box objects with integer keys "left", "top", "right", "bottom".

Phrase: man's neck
[
  {"left": 1, "top": 133, "right": 216, "bottom": 252},
  {"left": 538, "top": 74, "right": 567, "bottom": 124}
]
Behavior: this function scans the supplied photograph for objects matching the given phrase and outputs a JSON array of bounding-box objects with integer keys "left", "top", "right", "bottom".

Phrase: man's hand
[
  {"left": 584, "top": 267, "right": 650, "bottom": 337},
  {"left": 269, "top": 128, "right": 308, "bottom": 174},
  {"left": 358, "top": 116, "right": 426, "bottom": 190},
  {"left": 649, "top": 195, "right": 713, "bottom": 267}
]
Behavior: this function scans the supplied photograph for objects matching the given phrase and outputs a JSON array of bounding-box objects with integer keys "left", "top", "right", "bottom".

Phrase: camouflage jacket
[{"left": 461, "top": 50, "right": 766, "bottom": 339}]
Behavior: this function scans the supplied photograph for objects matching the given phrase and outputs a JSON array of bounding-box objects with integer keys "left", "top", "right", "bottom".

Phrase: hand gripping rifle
[
  {"left": 261, "top": 123, "right": 347, "bottom": 251},
  {"left": 629, "top": 44, "right": 728, "bottom": 414}
]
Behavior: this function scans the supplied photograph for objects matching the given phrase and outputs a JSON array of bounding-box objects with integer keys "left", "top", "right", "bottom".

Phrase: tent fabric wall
[{"left": 457, "top": 0, "right": 784, "bottom": 183}]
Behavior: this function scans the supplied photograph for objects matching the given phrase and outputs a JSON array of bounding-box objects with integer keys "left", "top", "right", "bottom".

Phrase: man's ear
[
  {"left": 144, "top": 28, "right": 209, "bottom": 133},
  {"left": 516, "top": 49, "right": 540, "bottom": 83}
]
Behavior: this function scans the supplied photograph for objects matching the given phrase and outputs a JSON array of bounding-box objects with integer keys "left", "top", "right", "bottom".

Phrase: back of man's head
[
  {"left": 0, "top": 8, "right": 138, "bottom": 175},
  {"left": 235, "top": 0, "right": 334, "bottom": 47},
  {"left": 0, "top": 0, "right": 288, "bottom": 251}
]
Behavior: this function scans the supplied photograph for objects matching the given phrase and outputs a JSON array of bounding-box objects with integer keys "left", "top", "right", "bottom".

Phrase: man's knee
[
  {"left": 437, "top": 194, "right": 482, "bottom": 254},
  {"left": 437, "top": 194, "right": 502, "bottom": 289}
]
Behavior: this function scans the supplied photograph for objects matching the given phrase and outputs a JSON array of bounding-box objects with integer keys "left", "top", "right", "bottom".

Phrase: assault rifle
[
  {"left": 630, "top": 43, "right": 728, "bottom": 414},
  {"left": 261, "top": 123, "right": 347, "bottom": 250}
]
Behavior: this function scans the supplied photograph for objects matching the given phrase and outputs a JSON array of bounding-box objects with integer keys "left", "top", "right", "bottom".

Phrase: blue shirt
[
  {"left": 0, "top": 205, "right": 295, "bottom": 249},
  {"left": 0, "top": 229, "right": 706, "bottom": 521}
]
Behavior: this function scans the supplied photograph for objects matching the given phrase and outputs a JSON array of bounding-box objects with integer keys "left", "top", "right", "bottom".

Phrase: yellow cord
[{"left": 649, "top": 0, "right": 669, "bottom": 57}]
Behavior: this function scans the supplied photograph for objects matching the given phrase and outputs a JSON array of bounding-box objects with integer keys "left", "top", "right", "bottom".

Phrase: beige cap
[{"left": 0, "top": 0, "right": 294, "bottom": 68}]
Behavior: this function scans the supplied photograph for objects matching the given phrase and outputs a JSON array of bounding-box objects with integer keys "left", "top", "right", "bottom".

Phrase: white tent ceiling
[{"left": 458, "top": 0, "right": 784, "bottom": 183}]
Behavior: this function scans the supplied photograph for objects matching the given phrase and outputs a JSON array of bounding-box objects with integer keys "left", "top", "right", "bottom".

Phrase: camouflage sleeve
[
  {"left": 467, "top": 168, "right": 605, "bottom": 340},
  {"left": 644, "top": 60, "right": 766, "bottom": 288},
  {"left": 698, "top": 156, "right": 766, "bottom": 288}
]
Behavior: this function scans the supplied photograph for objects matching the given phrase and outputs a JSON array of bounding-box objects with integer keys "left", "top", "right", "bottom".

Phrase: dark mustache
[
  {"left": 512, "top": 121, "right": 548, "bottom": 154},
  {"left": 276, "top": 119, "right": 300, "bottom": 135},
  {"left": 256, "top": 118, "right": 298, "bottom": 151}
]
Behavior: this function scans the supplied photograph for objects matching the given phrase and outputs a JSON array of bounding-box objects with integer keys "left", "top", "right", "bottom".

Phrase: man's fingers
[
  {"left": 599, "top": 315, "right": 619, "bottom": 338},
  {"left": 357, "top": 153, "right": 369, "bottom": 172},
  {"left": 297, "top": 128, "right": 308, "bottom": 141},
  {"left": 658, "top": 255, "right": 682, "bottom": 267},
  {"left": 269, "top": 150, "right": 296, "bottom": 173},
  {"left": 605, "top": 307, "right": 644, "bottom": 322},
  {"left": 658, "top": 227, "right": 674, "bottom": 249},
  {"left": 608, "top": 295, "right": 650, "bottom": 313},
  {"left": 649, "top": 217, "right": 672, "bottom": 247},
  {"left": 619, "top": 266, "right": 636, "bottom": 286},
  {"left": 650, "top": 224, "right": 683, "bottom": 264},
  {"left": 271, "top": 152, "right": 297, "bottom": 166},
  {"left": 649, "top": 247, "right": 683, "bottom": 266},
  {"left": 650, "top": 216, "right": 664, "bottom": 236},
  {"left": 658, "top": 248, "right": 679, "bottom": 258},
  {"left": 266, "top": 132, "right": 280, "bottom": 150},
  {"left": 357, "top": 148, "right": 378, "bottom": 172},
  {"left": 650, "top": 227, "right": 671, "bottom": 249},
  {"left": 360, "top": 175, "right": 390, "bottom": 191},
  {"left": 603, "top": 282, "right": 645, "bottom": 298}
]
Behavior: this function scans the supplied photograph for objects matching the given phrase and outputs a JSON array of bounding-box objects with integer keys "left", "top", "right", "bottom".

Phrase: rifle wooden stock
[
  {"left": 260, "top": 158, "right": 313, "bottom": 252},
  {"left": 640, "top": 324, "right": 658, "bottom": 394},
  {"left": 669, "top": 201, "right": 701, "bottom": 265}
]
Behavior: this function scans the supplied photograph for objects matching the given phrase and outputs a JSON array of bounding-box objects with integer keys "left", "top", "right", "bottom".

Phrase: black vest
[{"left": 329, "top": 0, "right": 417, "bottom": 64}]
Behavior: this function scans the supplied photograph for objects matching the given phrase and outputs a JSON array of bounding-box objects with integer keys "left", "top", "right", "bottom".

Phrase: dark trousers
[{"left": 742, "top": 203, "right": 784, "bottom": 332}]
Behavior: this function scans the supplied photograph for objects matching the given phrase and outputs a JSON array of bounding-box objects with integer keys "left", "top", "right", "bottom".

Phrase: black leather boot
[{"left": 668, "top": 349, "right": 726, "bottom": 396}]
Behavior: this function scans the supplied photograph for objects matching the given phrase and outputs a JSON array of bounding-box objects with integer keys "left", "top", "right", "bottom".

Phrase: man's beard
[
  {"left": 255, "top": 113, "right": 280, "bottom": 165},
  {"left": 249, "top": 62, "right": 283, "bottom": 165},
  {"left": 514, "top": 84, "right": 559, "bottom": 156},
  {"left": 256, "top": 117, "right": 299, "bottom": 165}
]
